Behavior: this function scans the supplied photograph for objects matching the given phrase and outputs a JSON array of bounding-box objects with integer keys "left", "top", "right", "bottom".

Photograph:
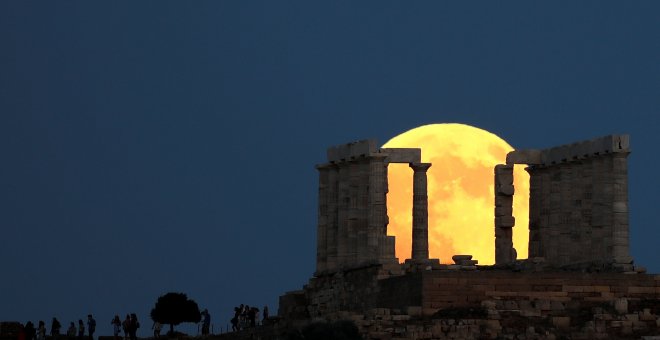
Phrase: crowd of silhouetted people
[
  {"left": 230, "top": 304, "right": 268, "bottom": 332},
  {"left": 11, "top": 303, "right": 269, "bottom": 339},
  {"left": 14, "top": 315, "right": 97, "bottom": 340},
  {"left": 12, "top": 313, "right": 146, "bottom": 340}
]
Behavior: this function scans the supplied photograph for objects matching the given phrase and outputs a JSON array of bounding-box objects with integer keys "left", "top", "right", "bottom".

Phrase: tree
[{"left": 150, "top": 292, "right": 201, "bottom": 334}]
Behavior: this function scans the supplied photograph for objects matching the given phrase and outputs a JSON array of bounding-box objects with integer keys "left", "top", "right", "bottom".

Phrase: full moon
[{"left": 383, "top": 123, "right": 529, "bottom": 264}]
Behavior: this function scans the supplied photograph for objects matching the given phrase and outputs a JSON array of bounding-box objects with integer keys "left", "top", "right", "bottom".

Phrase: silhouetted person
[
  {"left": 111, "top": 315, "right": 121, "bottom": 340},
  {"left": 200, "top": 309, "right": 210, "bottom": 336},
  {"left": 67, "top": 322, "right": 76, "bottom": 337},
  {"left": 121, "top": 314, "right": 131, "bottom": 340},
  {"left": 37, "top": 321, "right": 46, "bottom": 340},
  {"left": 128, "top": 313, "right": 139, "bottom": 340},
  {"left": 18, "top": 323, "right": 25, "bottom": 340},
  {"left": 122, "top": 315, "right": 130, "bottom": 340},
  {"left": 248, "top": 307, "right": 257, "bottom": 328},
  {"left": 231, "top": 307, "right": 240, "bottom": 332},
  {"left": 263, "top": 306, "right": 269, "bottom": 322},
  {"left": 24, "top": 322, "right": 36, "bottom": 340},
  {"left": 242, "top": 305, "right": 249, "bottom": 329},
  {"left": 51, "top": 318, "right": 61, "bottom": 340},
  {"left": 151, "top": 322, "right": 161, "bottom": 338},
  {"left": 77, "top": 320, "right": 85, "bottom": 339},
  {"left": 87, "top": 315, "right": 96, "bottom": 340}
]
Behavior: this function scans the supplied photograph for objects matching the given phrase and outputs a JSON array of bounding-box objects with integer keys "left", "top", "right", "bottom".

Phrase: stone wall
[
  {"left": 506, "top": 134, "right": 633, "bottom": 268},
  {"left": 420, "top": 271, "right": 658, "bottom": 313},
  {"left": 279, "top": 266, "right": 660, "bottom": 339}
]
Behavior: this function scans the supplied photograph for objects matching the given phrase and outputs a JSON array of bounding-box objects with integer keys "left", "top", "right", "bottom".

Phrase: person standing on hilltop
[
  {"left": 122, "top": 315, "right": 130, "bottom": 340},
  {"left": 18, "top": 323, "right": 25, "bottom": 340},
  {"left": 87, "top": 315, "right": 96, "bottom": 340},
  {"left": 51, "top": 318, "right": 61, "bottom": 340},
  {"left": 231, "top": 307, "right": 239, "bottom": 332},
  {"left": 200, "top": 309, "right": 211, "bottom": 337},
  {"left": 128, "top": 313, "right": 139, "bottom": 340},
  {"left": 151, "top": 321, "right": 161, "bottom": 338},
  {"left": 24, "top": 321, "right": 36, "bottom": 340},
  {"left": 36, "top": 321, "right": 46, "bottom": 340},
  {"left": 66, "top": 322, "right": 76, "bottom": 337},
  {"left": 111, "top": 315, "right": 122, "bottom": 340},
  {"left": 77, "top": 320, "right": 85, "bottom": 339}
]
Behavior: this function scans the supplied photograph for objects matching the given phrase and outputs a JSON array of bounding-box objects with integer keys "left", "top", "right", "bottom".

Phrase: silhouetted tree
[{"left": 150, "top": 292, "right": 201, "bottom": 335}]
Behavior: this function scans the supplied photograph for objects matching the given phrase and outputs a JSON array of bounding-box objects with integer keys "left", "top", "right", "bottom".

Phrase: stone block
[
  {"left": 625, "top": 313, "right": 639, "bottom": 322},
  {"left": 507, "top": 149, "right": 542, "bottom": 165},
  {"left": 483, "top": 319, "right": 501, "bottom": 331},
  {"left": 456, "top": 260, "right": 478, "bottom": 266},
  {"left": 451, "top": 255, "right": 472, "bottom": 262},
  {"left": 614, "top": 298, "right": 628, "bottom": 314},
  {"left": 634, "top": 266, "right": 647, "bottom": 273},
  {"left": 495, "top": 205, "right": 513, "bottom": 216},
  {"left": 327, "top": 139, "right": 378, "bottom": 162},
  {"left": 407, "top": 306, "right": 422, "bottom": 317},
  {"left": 495, "top": 196, "right": 513, "bottom": 207},
  {"left": 391, "top": 315, "right": 411, "bottom": 321},
  {"left": 544, "top": 146, "right": 570, "bottom": 164},
  {"left": 380, "top": 148, "right": 421, "bottom": 163},
  {"left": 613, "top": 256, "right": 634, "bottom": 264},
  {"left": 496, "top": 184, "right": 515, "bottom": 196},
  {"left": 613, "top": 201, "right": 628, "bottom": 213},
  {"left": 639, "top": 309, "right": 655, "bottom": 321},
  {"left": 552, "top": 316, "right": 570, "bottom": 330},
  {"left": 495, "top": 216, "right": 516, "bottom": 228}
]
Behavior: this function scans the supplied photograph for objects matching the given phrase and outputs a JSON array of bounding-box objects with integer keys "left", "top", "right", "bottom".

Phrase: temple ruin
[
  {"left": 269, "top": 134, "right": 658, "bottom": 339},
  {"left": 498, "top": 134, "right": 633, "bottom": 268},
  {"left": 315, "top": 140, "right": 438, "bottom": 275}
]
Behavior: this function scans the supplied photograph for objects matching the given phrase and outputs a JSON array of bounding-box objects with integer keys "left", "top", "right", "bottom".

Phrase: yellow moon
[{"left": 383, "top": 123, "right": 529, "bottom": 265}]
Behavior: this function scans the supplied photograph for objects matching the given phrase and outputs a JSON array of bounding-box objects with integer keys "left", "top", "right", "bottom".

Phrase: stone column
[
  {"left": 611, "top": 152, "right": 632, "bottom": 265},
  {"left": 494, "top": 164, "right": 516, "bottom": 264},
  {"left": 315, "top": 164, "right": 330, "bottom": 274},
  {"left": 336, "top": 163, "right": 350, "bottom": 268},
  {"left": 526, "top": 166, "right": 540, "bottom": 258},
  {"left": 326, "top": 164, "right": 339, "bottom": 272},
  {"left": 368, "top": 154, "right": 393, "bottom": 263},
  {"left": 410, "top": 163, "right": 432, "bottom": 261}
]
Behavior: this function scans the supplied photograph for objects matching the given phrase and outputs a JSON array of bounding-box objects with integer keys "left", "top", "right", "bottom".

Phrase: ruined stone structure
[
  {"left": 494, "top": 164, "right": 516, "bottom": 264},
  {"left": 501, "top": 134, "right": 633, "bottom": 268},
  {"left": 315, "top": 140, "right": 437, "bottom": 275},
  {"left": 270, "top": 134, "right": 659, "bottom": 339}
]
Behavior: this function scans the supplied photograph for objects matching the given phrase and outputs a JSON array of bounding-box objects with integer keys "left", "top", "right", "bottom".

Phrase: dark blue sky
[{"left": 1, "top": 1, "right": 659, "bottom": 334}]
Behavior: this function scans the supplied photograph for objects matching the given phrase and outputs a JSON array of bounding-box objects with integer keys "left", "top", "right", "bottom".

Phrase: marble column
[
  {"left": 610, "top": 152, "right": 632, "bottom": 264},
  {"left": 315, "top": 164, "right": 330, "bottom": 274},
  {"left": 410, "top": 163, "right": 432, "bottom": 261},
  {"left": 368, "top": 154, "right": 389, "bottom": 263},
  {"left": 494, "top": 164, "right": 516, "bottom": 264}
]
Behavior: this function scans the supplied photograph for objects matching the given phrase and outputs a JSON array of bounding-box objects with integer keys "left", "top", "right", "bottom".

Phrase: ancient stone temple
[
  {"left": 315, "top": 140, "right": 437, "bottom": 275},
  {"left": 268, "top": 135, "right": 659, "bottom": 340},
  {"left": 501, "top": 135, "right": 633, "bottom": 269}
]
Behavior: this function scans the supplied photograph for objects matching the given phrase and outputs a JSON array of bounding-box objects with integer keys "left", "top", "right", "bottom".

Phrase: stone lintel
[
  {"left": 506, "top": 149, "right": 542, "bottom": 165},
  {"left": 327, "top": 139, "right": 378, "bottom": 162},
  {"left": 517, "top": 134, "right": 630, "bottom": 167},
  {"left": 315, "top": 162, "right": 336, "bottom": 170},
  {"left": 379, "top": 148, "right": 421, "bottom": 163}
]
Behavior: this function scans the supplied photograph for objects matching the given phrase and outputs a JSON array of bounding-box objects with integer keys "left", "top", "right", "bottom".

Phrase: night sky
[{"left": 1, "top": 1, "right": 659, "bottom": 335}]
